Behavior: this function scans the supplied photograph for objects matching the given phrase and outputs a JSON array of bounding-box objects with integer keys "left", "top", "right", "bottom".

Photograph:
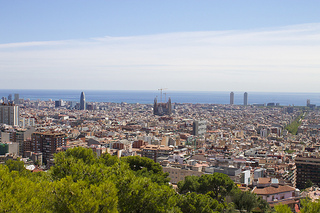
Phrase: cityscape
[
  {"left": 2, "top": 1, "right": 320, "bottom": 212},
  {"left": 0, "top": 90, "right": 319, "bottom": 212}
]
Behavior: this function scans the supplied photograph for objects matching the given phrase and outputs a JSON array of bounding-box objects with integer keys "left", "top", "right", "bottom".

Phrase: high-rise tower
[
  {"left": 230, "top": 92, "right": 234, "bottom": 105},
  {"left": 80, "top": 92, "right": 86, "bottom": 110},
  {"left": 0, "top": 103, "right": 19, "bottom": 126},
  {"left": 244, "top": 92, "right": 248, "bottom": 106}
]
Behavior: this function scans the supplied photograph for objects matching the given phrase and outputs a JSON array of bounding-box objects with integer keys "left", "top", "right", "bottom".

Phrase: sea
[{"left": 0, "top": 89, "right": 319, "bottom": 106}]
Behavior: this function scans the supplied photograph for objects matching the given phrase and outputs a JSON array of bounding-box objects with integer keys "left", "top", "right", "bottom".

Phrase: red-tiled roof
[{"left": 253, "top": 185, "right": 295, "bottom": 195}]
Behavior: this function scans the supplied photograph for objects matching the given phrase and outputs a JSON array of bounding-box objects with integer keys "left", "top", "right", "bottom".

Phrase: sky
[{"left": 1, "top": 0, "right": 320, "bottom": 92}]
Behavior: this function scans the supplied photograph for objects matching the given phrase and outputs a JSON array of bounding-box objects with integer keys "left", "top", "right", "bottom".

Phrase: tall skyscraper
[
  {"left": 230, "top": 92, "right": 234, "bottom": 105},
  {"left": 80, "top": 92, "right": 86, "bottom": 110},
  {"left": 0, "top": 103, "right": 19, "bottom": 126},
  {"left": 244, "top": 92, "right": 248, "bottom": 106},
  {"left": 14, "top": 94, "right": 19, "bottom": 104}
]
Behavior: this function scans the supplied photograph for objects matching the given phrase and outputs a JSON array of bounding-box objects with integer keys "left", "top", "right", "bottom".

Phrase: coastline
[{"left": 0, "top": 89, "right": 319, "bottom": 106}]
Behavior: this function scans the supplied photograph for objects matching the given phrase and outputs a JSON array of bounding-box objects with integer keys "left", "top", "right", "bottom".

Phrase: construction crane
[
  {"left": 158, "top": 88, "right": 167, "bottom": 103},
  {"left": 164, "top": 92, "right": 167, "bottom": 102}
]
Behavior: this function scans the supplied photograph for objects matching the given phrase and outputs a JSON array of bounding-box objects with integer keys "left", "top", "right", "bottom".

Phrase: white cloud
[{"left": 1, "top": 23, "right": 320, "bottom": 92}]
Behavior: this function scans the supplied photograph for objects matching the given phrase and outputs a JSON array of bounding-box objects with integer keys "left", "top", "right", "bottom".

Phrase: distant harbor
[{"left": 0, "top": 89, "right": 319, "bottom": 106}]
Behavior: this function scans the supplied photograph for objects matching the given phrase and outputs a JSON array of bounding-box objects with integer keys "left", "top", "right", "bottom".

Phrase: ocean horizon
[{"left": 0, "top": 89, "right": 319, "bottom": 106}]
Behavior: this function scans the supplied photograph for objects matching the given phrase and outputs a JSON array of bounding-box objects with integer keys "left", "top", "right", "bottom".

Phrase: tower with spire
[
  {"left": 153, "top": 90, "right": 172, "bottom": 116},
  {"left": 80, "top": 92, "right": 86, "bottom": 110}
]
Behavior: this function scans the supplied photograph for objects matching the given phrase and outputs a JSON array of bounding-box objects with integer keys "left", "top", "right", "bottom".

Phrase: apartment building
[
  {"left": 0, "top": 104, "right": 19, "bottom": 126},
  {"left": 140, "top": 144, "right": 173, "bottom": 162},
  {"left": 31, "top": 132, "right": 66, "bottom": 164},
  {"left": 295, "top": 154, "right": 320, "bottom": 189}
]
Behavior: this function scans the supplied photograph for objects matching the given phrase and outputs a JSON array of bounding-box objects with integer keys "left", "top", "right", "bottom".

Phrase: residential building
[
  {"left": 193, "top": 120, "right": 207, "bottom": 136},
  {"left": 295, "top": 155, "right": 320, "bottom": 189},
  {"left": 31, "top": 132, "right": 66, "bottom": 164},
  {"left": 253, "top": 178, "right": 299, "bottom": 209},
  {"left": 0, "top": 103, "right": 19, "bottom": 126},
  {"left": 140, "top": 144, "right": 173, "bottom": 162},
  {"left": 163, "top": 166, "right": 203, "bottom": 184}
]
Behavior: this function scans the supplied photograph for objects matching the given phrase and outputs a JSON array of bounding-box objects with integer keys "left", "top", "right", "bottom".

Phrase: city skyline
[{"left": 1, "top": 1, "right": 320, "bottom": 92}]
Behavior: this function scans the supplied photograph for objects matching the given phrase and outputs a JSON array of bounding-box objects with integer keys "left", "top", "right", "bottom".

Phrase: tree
[
  {"left": 231, "top": 189, "right": 270, "bottom": 213},
  {"left": 257, "top": 196, "right": 270, "bottom": 213},
  {"left": 0, "top": 165, "right": 53, "bottom": 212},
  {"left": 274, "top": 203, "right": 292, "bottom": 213},
  {"left": 2, "top": 147, "right": 246, "bottom": 212},
  {"left": 98, "top": 153, "right": 120, "bottom": 167},
  {"left": 122, "top": 156, "right": 163, "bottom": 173},
  {"left": 50, "top": 153, "right": 114, "bottom": 184},
  {"left": 64, "top": 146, "right": 97, "bottom": 164},
  {"left": 52, "top": 176, "right": 118, "bottom": 213},
  {"left": 122, "top": 156, "right": 170, "bottom": 185},
  {"left": 5, "top": 159, "right": 27, "bottom": 173},
  {"left": 198, "top": 173, "right": 235, "bottom": 201},
  {"left": 116, "top": 173, "right": 178, "bottom": 213},
  {"left": 178, "top": 173, "right": 235, "bottom": 202},
  {"left": 232, "top": 190, "right": 258, "bottom": 212},
  {"left": 178, "top": 175, "right": 200, "bottom": 194},
  {"left": 178, "top": 192, "right": 221, "bottom": 213},
  {"left": 300, "top": 198, "right": 320, "bottom": 213}
]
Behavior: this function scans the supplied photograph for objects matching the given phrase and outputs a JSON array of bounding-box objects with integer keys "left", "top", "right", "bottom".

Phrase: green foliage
[
  {"left": 178, "top": 173, "right": 235, "bottom": 202},
  {"left": 178, "top": 175, "right": 201, "bottom": 194},
  {"left": 232, "top": 190, "right": 258, "bottom": 212},
  {"left": 0, "top": 147, "right": 250, "bottom": 212},
  {"left": 274, "top": 203, "right": 292, "bottom": 213},
  {"left": 98, "top": 152, "right": 120, "bottom": 167},
  {"left": 178, "top": 192, "right": 221, "bottom": 213},
  {"left": 284, "top": 150, "right": 295, "bottom": 154},
  {"left": 285, "top": 112, "right": 304, "bottom": 135},
  {"left": 122, "top": 155, "right": 170, "bottom": 185},
  {"left": 116, "top": 175, "right": 178, "bottom": 213},
  {"left": 0, "top": 166, "right": 53, "bottom": 213},
  {"left": 300, "top": 198, "right": 320, "bottom": 213},
  {"left": 5, "top": 158, "right": 28, "bottom": 173},
  {"left": 231, "top": 189, "right": 270, "bottom": 213},
  {"left": 64, "top": 146, "right": 97, "bottom": 164},
  {"left": 52, "top": 176, "right": 118, "bottom": 213},
  {"left": 122, "top": 155, "right": 162, "bottom": 173},
  {"left": 257, "top": 196, "right": 270, "bottom": 213}
]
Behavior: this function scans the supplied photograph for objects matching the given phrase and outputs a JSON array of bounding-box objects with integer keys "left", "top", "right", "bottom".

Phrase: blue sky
[{"left": 1, "top": 1, "right": 320, "bottom": 92}]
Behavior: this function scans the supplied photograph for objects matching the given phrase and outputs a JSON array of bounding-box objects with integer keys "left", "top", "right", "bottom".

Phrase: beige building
[
  {"left": 163, "top": 166, "right": 203, "bottom": 184},
  {"left": 140, "top": 144, "right": 173, "bottom": 162}
]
